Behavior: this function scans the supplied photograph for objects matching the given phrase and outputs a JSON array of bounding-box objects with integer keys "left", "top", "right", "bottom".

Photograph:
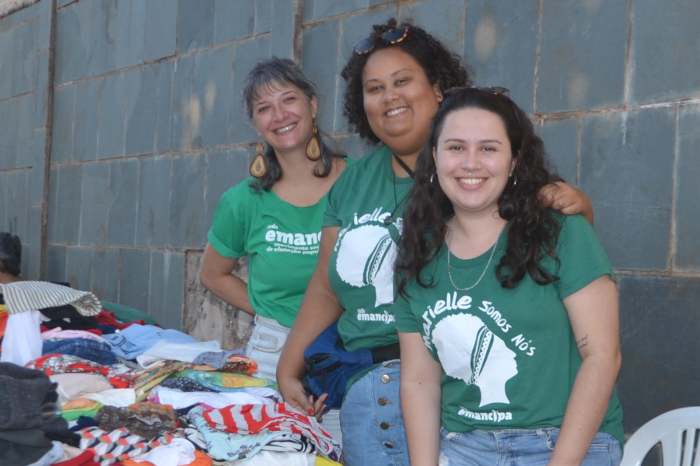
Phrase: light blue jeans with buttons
[
  {"left": 440, "top": 426, "right": 622, "bottom": 466},
  {"left": 340, "top": 360, "right": 408, "bottom": 466}
]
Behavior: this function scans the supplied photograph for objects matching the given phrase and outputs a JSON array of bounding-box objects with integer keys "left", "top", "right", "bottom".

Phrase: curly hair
[
  {"left": 341, "top": 18, "right": 471, "bottom": 144},
  {"left": 0, "top": 232, "right": 21, "bottom": 277},
  {"left": 396, "top": 88, "right": 562, "bottom": 297},
  {"left": 242, "top": 57, "right": 345, "bottom": 192}
]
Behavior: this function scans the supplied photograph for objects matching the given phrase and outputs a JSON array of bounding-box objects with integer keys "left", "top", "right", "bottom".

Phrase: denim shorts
[
  {"left": 440, "top": 426, "right": 622, "bottom": 466},
  {"left": 245, "top": 314, "right": 291, "bottom": 382},
  {"left": 340, "top": 360, "right": 408, "bottom": 466},
  {"left": 42, "top": 338, "right": 118, "bottom": 365}
]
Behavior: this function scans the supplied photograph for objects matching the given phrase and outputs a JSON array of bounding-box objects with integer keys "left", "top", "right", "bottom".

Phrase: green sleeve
[
  {"left": 207, "top": 182, "right": 252, "bottom": 258},
  {"left": 553, "top": 214, "right": 616, "bottom": 299},
  {"left": 394, "top": 291, "right": 422, "bottom": 333}
]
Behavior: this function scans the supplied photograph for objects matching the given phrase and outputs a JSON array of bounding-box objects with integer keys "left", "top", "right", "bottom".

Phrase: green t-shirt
[
  {"left": 394, "top": 214, "right": 624, "bottom": 445},
  {"left": 208, "top": 167, "right": 352, "bottom": 328},
  {"left": 324, "top": 145, "right": 412, "bottom": 351}
]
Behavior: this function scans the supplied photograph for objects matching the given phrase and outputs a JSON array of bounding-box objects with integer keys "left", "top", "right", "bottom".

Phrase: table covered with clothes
[{"left": 0, "top": 281, "right": 342, "bottom": 466}]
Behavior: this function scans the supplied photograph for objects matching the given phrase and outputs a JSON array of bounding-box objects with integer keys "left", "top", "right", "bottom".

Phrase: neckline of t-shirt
[
  {"left": 442, "top": 231, "right": 508, "bottom": 270},
  {"left": 267, "top": 187, "right": 326, "bottom": 210},
  {"left": 381, "top": 146, "right": 414, "bottom": 184},
  {"left": 264, "top": 156, "right": 354, "bottom": 209}
]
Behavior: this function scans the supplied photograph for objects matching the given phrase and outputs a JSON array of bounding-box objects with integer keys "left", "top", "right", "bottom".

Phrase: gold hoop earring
[
  {"left": 306, "top": 119, "right": 321, "bottom": 161},
  {"left": 250, "top": 141, "right": 267, "bottom": 178}
]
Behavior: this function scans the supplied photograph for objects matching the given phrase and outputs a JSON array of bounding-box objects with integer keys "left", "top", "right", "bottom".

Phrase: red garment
[
  {"left": 53, "top": 450, "right": 101, "bottom": 466},
  {"left": 0, "top": 312, "right": 7, "bottom": 339},
  {"left": 95, "top": 310, "right": 147, "bottom": 330},
  {"left": 26, "top": 354, "right": 134, "bottom": 388},
  {"left": 203, "top": 403, "right": 341, "bottom": 461}
]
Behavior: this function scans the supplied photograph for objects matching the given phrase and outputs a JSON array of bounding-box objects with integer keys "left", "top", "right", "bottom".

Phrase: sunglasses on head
[
  {"left": 444, "top": 86, "right": 510, "bottom": 97},
  {"left": 354, "top": 26, "right": 410, "bottom": 55}
]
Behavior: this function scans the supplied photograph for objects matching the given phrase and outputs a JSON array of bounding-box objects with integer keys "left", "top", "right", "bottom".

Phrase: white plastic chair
[{"left": 621, "top": 407, "right": 700, "bottom": 466}]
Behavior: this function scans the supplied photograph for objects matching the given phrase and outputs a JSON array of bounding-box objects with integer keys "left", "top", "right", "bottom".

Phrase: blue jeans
[
  {"left": 340, "top": 361, "right": 408, "bottom": 466},
  {"left": 440, "top": 427, "right": 622, "bottom": 466},
  {"left": 42, "top": 338, "right": 118, "bottom": 365}
]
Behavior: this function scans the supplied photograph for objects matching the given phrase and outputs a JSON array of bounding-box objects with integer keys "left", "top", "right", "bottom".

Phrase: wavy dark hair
[
  {"left": 0, "top": 232, "right": 21, "bottom": 277},
  {"left": 397, "top": 88, "right": 562, "bottom": 297},
  {"left": 242, "top": 57, "right": 345, "bottom": 192},
  {"left": 341, "top": 18, "right": 471, "bottom": 144}
]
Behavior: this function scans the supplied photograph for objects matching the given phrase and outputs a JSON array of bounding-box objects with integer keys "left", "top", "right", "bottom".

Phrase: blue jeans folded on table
[
  {"left": 440, "top": 426, "right": 622, "bottom": 466},
  {"left": 42, "top": 338, "right": 118, "bottom": 366},
  {"left": 101, "top": 325, "right": 198, "bottom": 360}
]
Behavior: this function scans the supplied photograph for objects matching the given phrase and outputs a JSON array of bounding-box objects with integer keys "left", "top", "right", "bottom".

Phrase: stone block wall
[{"left": 1, "top": 0, "right": 699, "bottom": 439}]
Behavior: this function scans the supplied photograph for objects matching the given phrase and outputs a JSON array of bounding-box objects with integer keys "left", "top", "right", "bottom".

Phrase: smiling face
[
  {"left": 251, "top": 81, "right": 318, "bottom": 156},
  {"left": 362, "top": 47, "right": 442, "bottom": 157},
  {"left": 433, "top": 107, "right": 516, "bottom": 216}
]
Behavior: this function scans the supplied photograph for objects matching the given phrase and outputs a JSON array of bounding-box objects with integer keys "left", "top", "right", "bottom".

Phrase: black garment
[
  {"left": 0, "top": 363, "right": 56, "bottom": 431},
  {"left": 39, "top": 304, "right": 99, "bottom": 330},
  {"left": 71, "top": 416, "right": 99, "bottom": 432},
  {"left": 0, "top": 364, "right": 73, "bottom": 465},
  {"left": 160, "top": 376, "right": 218, "bottom": 393},
  {"left": 0, "top": 429, "right": 52, "bottom": 466}
]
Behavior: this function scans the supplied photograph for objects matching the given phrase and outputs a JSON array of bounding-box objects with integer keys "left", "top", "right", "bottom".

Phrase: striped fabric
[
  {"left": 203, "top": 403, "right": 341, "bottom": 462},
  {"left": 0, "top": 281, "right": 101, "bottom": 316}
]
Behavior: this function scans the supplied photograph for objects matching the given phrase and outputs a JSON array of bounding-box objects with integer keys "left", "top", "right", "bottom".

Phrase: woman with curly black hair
[
  {"left": 395, "top": 88, "right": 622, "bottom": 465},
  {"left": 278, "top": 19, "right": 595, "bottom": 465}
]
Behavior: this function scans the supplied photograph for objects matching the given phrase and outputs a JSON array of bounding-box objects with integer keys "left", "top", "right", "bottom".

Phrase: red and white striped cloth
[{"left": 202, "top": 402, "right": 342, "bottom": 461}]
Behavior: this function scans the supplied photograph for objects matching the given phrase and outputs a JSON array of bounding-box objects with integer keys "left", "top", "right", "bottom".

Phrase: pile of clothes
[{"left": 0, "top": 281, "right": 341, "bottom": 466}]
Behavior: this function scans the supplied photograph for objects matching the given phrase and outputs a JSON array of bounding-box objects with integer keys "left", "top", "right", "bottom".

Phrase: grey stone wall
[{"left": 1, "top": 0, "right": 699, "bottom": 438}]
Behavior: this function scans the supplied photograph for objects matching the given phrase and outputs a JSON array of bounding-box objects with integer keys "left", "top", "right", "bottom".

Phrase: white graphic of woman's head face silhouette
[{"left": 433, "top": 313, "right": 517, "bottom": 407}]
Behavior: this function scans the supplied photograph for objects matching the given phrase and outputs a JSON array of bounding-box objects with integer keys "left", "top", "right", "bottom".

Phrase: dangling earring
[
  {"left": 250, "top": 141, "right": 267, "bottom": 178},
  {"left": 306, "top": 119, "right": 321, "bottom": 161}
]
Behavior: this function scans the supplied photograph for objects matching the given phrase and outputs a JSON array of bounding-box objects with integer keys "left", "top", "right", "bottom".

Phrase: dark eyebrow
[
  {"left": 254, "top": 90, "right": 298, "bottom": 107},
  {"left": 392, "top": 68, "right": 411, "bottom": 76},
  {"left": 442, "top": 138, "right": 503, "bottom": 145},
  {"left": 363, "top": 68, "right": 413, "bottom": 86}
]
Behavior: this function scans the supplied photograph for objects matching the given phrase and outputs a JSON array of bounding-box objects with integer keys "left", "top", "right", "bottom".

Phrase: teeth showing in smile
[
  {"left": 386, "top": 107, "right": 408, "bottom": 117},
  {"left": 458, "top": 178, "right": 486, "bottom": 185},
  {"left": 275, "top": 123, "right": 296, "bottom": 134}
]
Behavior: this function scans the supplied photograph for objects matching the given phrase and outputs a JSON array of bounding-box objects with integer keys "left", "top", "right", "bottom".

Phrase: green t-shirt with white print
[
  {"left": 324, "top": 145, "right": 413, "bottom": 351},
  {"left": 208, "top": 161, "right": 353, "bottom": 328},
  {"left": 394, "top": 214, "right": 624, "bottom": 445}
]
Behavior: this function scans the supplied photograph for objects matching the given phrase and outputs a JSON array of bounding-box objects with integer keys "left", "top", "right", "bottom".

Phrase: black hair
[
  {"left": 341, "top": 18, "right": 471, "bottom": 144},
  {"left": 242, "top": 57, "right": 345, "bottom": 192},
  {"left": 0, "top": 232, "right": 21, "bottom": 277},
  {"left": 397, "top": 88, "right": 562, "bottom": 297}
]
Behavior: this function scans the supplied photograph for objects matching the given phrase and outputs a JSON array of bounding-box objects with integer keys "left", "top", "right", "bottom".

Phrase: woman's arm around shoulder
[
  {"left": 548, "top": 275, "right": 621, "bottom": 466},
  {"left": 400, "top": 330, "right": 443, "bottom": 466},
  {"left": 539, "top": 181, "right": 594, "bottom": 225},
  {"left": 277, "top": 226, "right": 345, "bottom": 417}
]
